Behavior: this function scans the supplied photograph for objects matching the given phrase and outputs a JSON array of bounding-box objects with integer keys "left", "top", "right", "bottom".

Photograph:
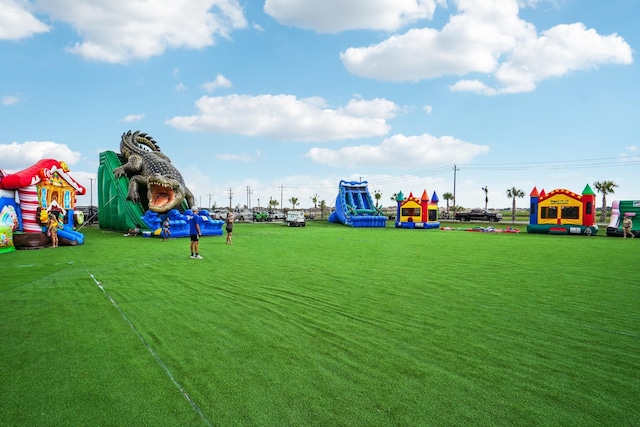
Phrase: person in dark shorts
[
  {"left": 189, "top": 207, "right": 203, "bottom": 258},
  {"left": 162, "top": 217, "right": 171, "bottom": 242},
  {"left": 225, "top": 212, "right": 234, "bottom": 244}
]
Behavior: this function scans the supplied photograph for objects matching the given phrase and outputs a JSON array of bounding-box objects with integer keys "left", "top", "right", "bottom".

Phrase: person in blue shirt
[{"left": 189, "top": 207, "right": 203, "bottom": 259}]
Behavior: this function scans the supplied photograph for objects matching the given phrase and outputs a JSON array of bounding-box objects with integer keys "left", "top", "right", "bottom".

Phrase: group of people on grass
[
  {"left": 121, "top": 208, "right": 235, "bottom": 259},
  {"left": 188, "top": 207, "right": 234, "bottom": 259}
]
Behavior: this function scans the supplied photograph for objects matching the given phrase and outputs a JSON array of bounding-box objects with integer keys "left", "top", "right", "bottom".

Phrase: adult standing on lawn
[
  {"left": 225, "top": 212, "right": 234, "bottom": 244},
  {"left": 189, "top": 207, "right": 203, "bottom": 258}
]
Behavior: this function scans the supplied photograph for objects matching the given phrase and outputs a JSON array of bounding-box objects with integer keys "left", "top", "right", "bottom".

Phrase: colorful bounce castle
[
  {"left": 394, "top": 190, "right": 440, "bottom": 229},
  {"left": 607, "top": 200, "right": 639, "bottom": 238},
  {"left": 527, "top": 184, "right": 598, "bottom": 235},
  {"left": 0, "top": 159, "right": 86, "bottom": 249},
  {"left": 328, "top": 180, "right": 386, "bottom": 227}
]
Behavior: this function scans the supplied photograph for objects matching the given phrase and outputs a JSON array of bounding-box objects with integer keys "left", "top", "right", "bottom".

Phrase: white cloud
[
  {"left": 215, "top": 151, "right": 262, "bottom": 162},
  {"left": 0, "top": 141, "right": 82, "bottom": 169},
  {"left": 424, "top": 104, "right": 433, "bottom": 114},
  {"left": 492, "top": 23, "right": 633, "bottom": 94},
  {"left": 0, "top": 0, "right": 50, "bottom": 40},
  {"left": 121, "top": 113, "right": 144, "bottom": 122},
  {"left": 175, "top": 83, "right": 188, "bottom": 92},
  {"left": 26, "top": 0, "right": 247, "bottom": 63},
  {"left": 166, "top": 94, "right": 398, "bottom": 141},
  {"left": 2, "top": 95, "right": 21, "bottom": 106},
  {"left": 202, "top": 74, "right": 233, "bottom": 92},
  {"left": 264, "top": 0, "right": 439, "bottom": 33},
  {"left": 340, "top": 0, "right": 632, "bottom": 94},
  {"left": 305, "top": 133, "right": 489, "bottom": 168},
  {"left": 450, "top": 79, "right": 497, "bottom": 95}
]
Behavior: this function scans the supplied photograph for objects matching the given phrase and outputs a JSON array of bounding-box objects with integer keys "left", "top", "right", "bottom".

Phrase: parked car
[
  {"left": 455, "top": 209, "right": 502, "bottom": 222},
  {"left": 269, "top": 211, "right": 286, "bottom": 220},
  {"left": 233, "top": 209, "right": 253, "bottom": 221},
  {"left": 286, "top": 210, "right": 306, "bottom": 227},
  {"left": 304, "top": 211, "right": 315, "bottom": 220},
  {"left": 212, "top": 209, "right": 229, "bottom": 220}
]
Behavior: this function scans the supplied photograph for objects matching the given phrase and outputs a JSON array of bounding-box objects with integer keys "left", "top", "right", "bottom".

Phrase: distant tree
[
  {"left": 593, "top": 180, "right": 618, "bottom": 222},
  {"left": 310, "top": 193, "right": 319, "bottom": 209},
  {"left": 289, "top": 197, "right": 299, "bottom": 209},
  {"left": 506, "top": 187, "right": 525, "bottom": 223},
  {"left": 269, "top": 199, "right": 279, "bottom": 210},
  {"left": 390, "top": 193, "right": 398, "bottom": 203},
  {"left": 319, "top": 200, "right": 327, "bottom": 219},
  {"left": 373, "top": 190, "right": 382, "bottom": 207},
  {"left": 442, "top": 192, "right": 453, "bottom": 218}
]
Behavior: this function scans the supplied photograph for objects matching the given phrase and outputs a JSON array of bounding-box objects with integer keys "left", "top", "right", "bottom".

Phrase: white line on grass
[{"left": 72, "top": 252, "right": 213, "bottom": 427}]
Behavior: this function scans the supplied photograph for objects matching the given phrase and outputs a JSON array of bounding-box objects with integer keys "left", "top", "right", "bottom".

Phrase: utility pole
[
  {"left": 279, "top": 184, "right": 285, "bottom": 212},
  {"left": 246, "top": 186, "right": 253, "bottom": 209},
  {"left": 228, "top": 187, "right": 233, "bottom": 209},
  {"left": 88, "top": 178, "right": 94, "bottom": 224},
  {"left": 482, "top": 186, "right": 488, "bottom": 211},
  {"left": 453, "top": 165, "right": 459, "bottom": 215},
  {"left": 207, "top": 193, "right": 214, "bottom": 209}
]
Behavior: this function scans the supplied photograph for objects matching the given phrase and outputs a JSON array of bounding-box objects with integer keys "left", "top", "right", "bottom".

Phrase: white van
[{"left": 286, "top": 210, "right": 306, "bottom": 227}]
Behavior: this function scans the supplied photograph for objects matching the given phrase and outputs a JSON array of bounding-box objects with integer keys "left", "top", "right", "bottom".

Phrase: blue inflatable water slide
[{"left": 328, "top": 180, "right": 387, "bottom": 227}]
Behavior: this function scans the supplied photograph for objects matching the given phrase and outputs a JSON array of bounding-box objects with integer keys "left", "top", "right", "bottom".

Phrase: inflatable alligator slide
[{"left": 98, "top": 151, "right": 222, "bottom": 237}]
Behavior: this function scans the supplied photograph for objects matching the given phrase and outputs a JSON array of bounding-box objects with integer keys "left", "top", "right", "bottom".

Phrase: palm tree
[
  {"left": 390, "top": 193, "right": 398, "bottom": 203},
  {"left": 442, "top": 192, "right": 453, "bottom": 218},
  {"left": 310, "top": 193, "right": 319, "bottom": 209},
  {"left": 269, "top": 198, "right": 279, "bottom": 210},
  {"left": 373, "top": 190, "right": 382, "bottom": 208},
  {"left": 506, "top": 187, "right": 525, "bottom": 223},
  {"left": 319, "top": 200, "right": 326, "bottom": 219},
  {"left": 593, "top": 181, "right": 618, "bottom": 222},
  {"left": 289, "top": 197, "right": 299, "bottom": 209}
]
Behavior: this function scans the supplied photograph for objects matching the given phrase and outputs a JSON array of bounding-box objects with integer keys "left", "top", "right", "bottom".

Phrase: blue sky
[{"left": 1, "top": 0, "right": 638, "bottom": 211}]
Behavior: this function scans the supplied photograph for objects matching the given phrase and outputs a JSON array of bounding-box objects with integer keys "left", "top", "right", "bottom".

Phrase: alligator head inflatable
[{"left": 113, "top": 130, "right": 195, "bottom": 213}]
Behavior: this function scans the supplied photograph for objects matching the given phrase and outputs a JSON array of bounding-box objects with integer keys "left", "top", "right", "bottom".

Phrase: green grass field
[{"left": 1, "top": 221, "right": 638, "bottom": 426}]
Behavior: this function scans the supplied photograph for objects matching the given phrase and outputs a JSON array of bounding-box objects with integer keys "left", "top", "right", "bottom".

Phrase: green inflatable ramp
[{"left": 97, "top": 150, "right": 149, "bottom": 233}]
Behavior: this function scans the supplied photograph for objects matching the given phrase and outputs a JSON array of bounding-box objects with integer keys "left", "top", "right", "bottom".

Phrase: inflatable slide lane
[
  {"left": 98, "top": 151, "right": 149, "bottom": 233},
  {"left": 328, "top": 180, "right": 386, "bottom": 227}
]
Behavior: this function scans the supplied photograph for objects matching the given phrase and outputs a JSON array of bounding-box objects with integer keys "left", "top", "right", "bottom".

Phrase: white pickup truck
[{"left": 285, "top": 211, "right": 306, "bottom": 227}]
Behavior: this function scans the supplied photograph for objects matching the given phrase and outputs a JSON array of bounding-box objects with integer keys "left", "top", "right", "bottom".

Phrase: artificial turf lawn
[{"left": 1, "top": 221, "right": 638, "bottom": 426}]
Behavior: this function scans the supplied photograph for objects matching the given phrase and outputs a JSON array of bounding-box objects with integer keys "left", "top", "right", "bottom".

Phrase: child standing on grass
[
  {"left": 162, "top": 217, "right": 171, "bottom": 241},
  {"left": 622, "top": 214, "right": 634, "bottom": 238},
  {"left": 189, "top": 207, "right": 203, "bottom": 258},
  {"left": 48, "top": 213, "right": 60, "bottom": 248}
]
